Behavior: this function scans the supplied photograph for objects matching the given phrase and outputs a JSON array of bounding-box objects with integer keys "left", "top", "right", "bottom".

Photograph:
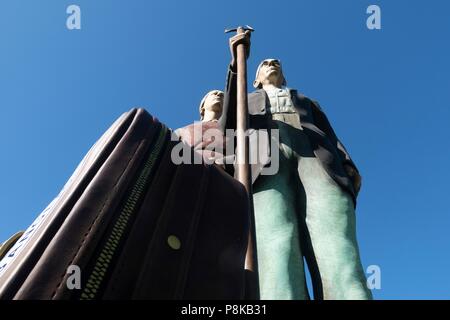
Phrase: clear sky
[{"left": 1, "top": 0, "right": 449, "bottom": 299}]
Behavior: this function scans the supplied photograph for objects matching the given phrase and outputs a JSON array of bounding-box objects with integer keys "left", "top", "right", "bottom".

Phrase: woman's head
[{"left": 199, "top": 90, "right": 224, "bottom": 121}]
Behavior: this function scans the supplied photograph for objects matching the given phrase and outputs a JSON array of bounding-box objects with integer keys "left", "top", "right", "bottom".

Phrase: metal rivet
[{"left": 167, "top": 235, "right": 181, "bottom": 250}]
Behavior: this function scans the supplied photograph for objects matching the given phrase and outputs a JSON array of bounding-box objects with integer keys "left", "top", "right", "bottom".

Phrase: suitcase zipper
[{"left": 79, "top": 125, "right": 168, "bottom": 300}]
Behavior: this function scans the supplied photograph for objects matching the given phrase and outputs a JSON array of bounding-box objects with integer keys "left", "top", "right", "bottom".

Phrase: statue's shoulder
[
  {"left": 290, "top": 89, "right": 319, "bottom": 109},
  {"left": 309, "top": 98, "right": 323, "bottom": 112}
]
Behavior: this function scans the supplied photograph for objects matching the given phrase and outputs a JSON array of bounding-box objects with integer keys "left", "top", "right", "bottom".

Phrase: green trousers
[{"left": 253, "top": 114, "right": 372, "bottom": 300}]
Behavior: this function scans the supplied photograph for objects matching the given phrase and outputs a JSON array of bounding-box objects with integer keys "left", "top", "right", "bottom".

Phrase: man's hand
[{"left": 229, "top": 30, "right": 251, "bottom": 71}]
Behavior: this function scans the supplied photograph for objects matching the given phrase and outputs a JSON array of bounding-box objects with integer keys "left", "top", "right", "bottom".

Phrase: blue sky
[{"left": 1, "top": 0, "right": 449, "bottom": 299}]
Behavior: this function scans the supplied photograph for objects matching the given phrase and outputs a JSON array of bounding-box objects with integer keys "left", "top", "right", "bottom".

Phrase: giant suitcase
[{"left": 0, "top": 108, "right": 249, "bottom": 300}]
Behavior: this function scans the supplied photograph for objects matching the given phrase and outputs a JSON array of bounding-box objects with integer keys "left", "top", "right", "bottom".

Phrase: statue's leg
[
  {"left": 253, "top": 137, "right": 309, "bottom": 300},
  {"left": 296, "top": 156, "right": 372, "bottom": 300}
]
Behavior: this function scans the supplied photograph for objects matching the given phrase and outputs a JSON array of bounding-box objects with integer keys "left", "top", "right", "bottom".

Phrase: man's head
[
  {"left": 199, "top": 90, "right": 224, "bottom": 121},
  {"left": 253, "top": 58, "right": 286, "bottom": 89}
]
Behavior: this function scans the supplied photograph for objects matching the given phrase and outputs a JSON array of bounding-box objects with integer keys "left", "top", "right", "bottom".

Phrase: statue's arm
[
  {"left": 218, "top": 64, "right": 238, "bottom": 133},
  {"left": 310, "top": 99, "right": 362, "bottom": 195},
  {"left": 219, "top": 30, "right": 251, "bottom": 133}
]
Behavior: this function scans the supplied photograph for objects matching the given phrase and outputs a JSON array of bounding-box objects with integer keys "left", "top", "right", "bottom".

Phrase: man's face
[{"left": 258, "top": 59, "right": 283, "bottom": 86}]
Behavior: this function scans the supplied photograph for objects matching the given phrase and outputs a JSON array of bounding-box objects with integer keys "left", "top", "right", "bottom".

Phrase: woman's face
[{"left": 204, "top": 91, "right": 224, "bottom": 113}]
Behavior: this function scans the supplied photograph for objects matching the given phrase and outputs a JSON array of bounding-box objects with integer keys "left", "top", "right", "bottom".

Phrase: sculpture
[{"left": 219, "top": 32, "right": 372, "bottom": 300}]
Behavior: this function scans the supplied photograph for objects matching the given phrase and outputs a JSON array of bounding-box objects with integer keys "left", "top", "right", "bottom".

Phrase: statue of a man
[{"left": 219, "top": 32, "right": 372, "bottom": 300}]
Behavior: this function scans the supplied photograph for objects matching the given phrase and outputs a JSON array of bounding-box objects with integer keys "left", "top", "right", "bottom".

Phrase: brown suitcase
[{"left": 0, "top": 108, "right": 249, "bottom": 300}]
